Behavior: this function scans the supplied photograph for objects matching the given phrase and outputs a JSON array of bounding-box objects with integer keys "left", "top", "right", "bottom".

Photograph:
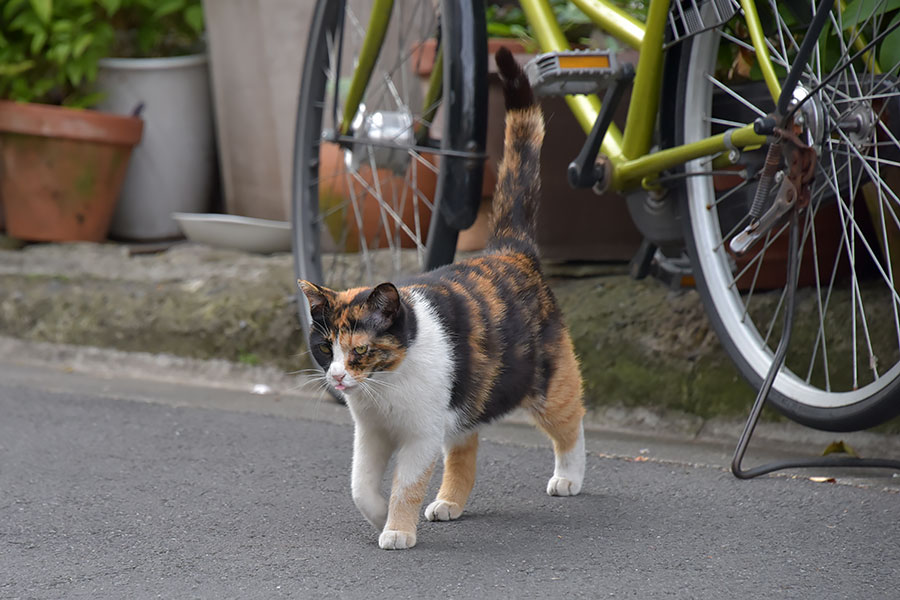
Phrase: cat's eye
[
  {"left": 353, "top": 344, "right": 368, "bottom": 355},
  {"left": 318, "top": 343, "right": 333, "bottom": 355}
]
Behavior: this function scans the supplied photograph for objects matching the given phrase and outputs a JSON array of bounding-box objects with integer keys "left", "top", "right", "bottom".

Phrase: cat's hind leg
[
  {"left": 530, "top": 334, "right": 586, "bottom": 497},
  {"left": 425, "top": 431, "right": 479, "bottom": 521}
]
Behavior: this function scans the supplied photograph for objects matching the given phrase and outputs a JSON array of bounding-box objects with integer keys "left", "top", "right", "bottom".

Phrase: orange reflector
[{"left": 557, "top": 55, "right": 611, "bottom": 70}]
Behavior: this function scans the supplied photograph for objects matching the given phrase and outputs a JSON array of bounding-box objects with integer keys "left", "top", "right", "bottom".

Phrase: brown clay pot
[
  {"left": 317, "top": 142, "right": 437, "bottom": 251},
  {"left": 0, "top": 100, "right": 143, "bottom": 242}
]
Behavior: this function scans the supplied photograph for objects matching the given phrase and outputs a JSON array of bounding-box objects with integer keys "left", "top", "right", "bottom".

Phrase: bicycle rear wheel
[
  {"left": 678, "top": 0, "right": 900, "bottom": 430},
  {"left": 292, "top": 0, "right": 487, "bottom": 333}
]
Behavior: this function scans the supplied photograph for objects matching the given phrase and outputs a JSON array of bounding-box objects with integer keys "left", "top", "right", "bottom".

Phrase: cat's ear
[
  {"left": 365, "top": 282, "right": 401, "bottom": 328},
  {"left": 298, "top": 280, "right": 335, "bottom": 316}
]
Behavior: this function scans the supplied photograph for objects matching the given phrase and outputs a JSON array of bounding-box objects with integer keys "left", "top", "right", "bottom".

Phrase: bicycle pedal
[{"left": 525, "top": 50, "right": 619, "bottom": 96}]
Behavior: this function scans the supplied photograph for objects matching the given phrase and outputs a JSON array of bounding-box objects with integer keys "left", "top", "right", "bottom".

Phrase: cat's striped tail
[{"left": 487, "top": 47, "right": 545, "bottom": 257}]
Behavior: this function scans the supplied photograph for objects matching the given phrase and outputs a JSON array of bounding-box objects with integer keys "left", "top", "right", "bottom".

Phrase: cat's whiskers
[
  {"left": 291, "top": 346, "right": 314, "bottom": 358},
  {"left": 286, "top": 382, "right": 332, "bottom": 423},
  {"left": 366, "top": 369, "right": 402, "bottom": 382},
  {"left": 285, "top": 367, "right": 323, "bottom": 376},
  {"left": 296, "top": 370, "right": 325, "bottom": 382},
  {"left": 357, "top": 380, "right": 386, "bottom": 409},
  {"left": 363, "top": 376, "right": 400, "bottom": 394},
  {"left": 291, "top": 370, "right": 332, "bottom": 396},
  {"left": 289, "top": 365, "right": 326, "bottom": 380},
  {"left": 311, "top": 319, "right": 331, "bottom": 340}
]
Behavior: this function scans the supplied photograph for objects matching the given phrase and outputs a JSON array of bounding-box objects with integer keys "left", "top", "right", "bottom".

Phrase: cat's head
[{"left": 298, "top": 280, "right": 415, "bottom": 394}]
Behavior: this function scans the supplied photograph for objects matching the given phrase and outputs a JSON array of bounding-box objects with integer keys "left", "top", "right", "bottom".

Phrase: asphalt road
[{"left": 1, "top": 361, "right": 899, "bottom": 599}]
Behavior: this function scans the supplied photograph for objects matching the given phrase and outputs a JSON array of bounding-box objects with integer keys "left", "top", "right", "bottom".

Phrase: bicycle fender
[{"left": 436, "top": 0, "right": 487, "bottom": 231}]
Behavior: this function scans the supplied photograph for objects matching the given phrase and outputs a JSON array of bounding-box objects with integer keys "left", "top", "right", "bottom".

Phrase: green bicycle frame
[
  {"left": 339, "top": 0, "right": 395, "bottom": 136},
  {"left": 519, "top": 0, "right": 772, "bottom": 191},
  {"left": 340, "top": 0, "right": 777, "bottom": 191},
  {"left": 338, "top": 0, "right": 446, "bottom": 144}
]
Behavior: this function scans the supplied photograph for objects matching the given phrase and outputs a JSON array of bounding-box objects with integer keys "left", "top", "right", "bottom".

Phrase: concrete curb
[{"left": 2, "top": 241, "right": 898, "bottom": 440}]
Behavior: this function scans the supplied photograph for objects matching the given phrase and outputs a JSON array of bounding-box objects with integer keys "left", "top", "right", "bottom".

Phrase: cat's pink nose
[{"left": 332, "top": 373, "right": 347, "bottom": 391}]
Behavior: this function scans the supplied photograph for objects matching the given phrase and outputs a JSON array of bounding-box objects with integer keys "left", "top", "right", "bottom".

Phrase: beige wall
[{"left": 203, "top": 0, "right": 317, "bottom": 221}]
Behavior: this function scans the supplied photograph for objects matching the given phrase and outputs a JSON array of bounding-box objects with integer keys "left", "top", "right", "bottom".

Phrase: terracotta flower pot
[
  {"left": 317, "top": 142, "right": 437, "bottom": 251},
  {"left": 0, "top": 101, "right": 143, "bottom": 242}
]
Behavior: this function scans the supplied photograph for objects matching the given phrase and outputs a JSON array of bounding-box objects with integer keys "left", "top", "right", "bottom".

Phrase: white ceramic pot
[{"left": 97, "top": 54, "right": 216, "bottom": 240}]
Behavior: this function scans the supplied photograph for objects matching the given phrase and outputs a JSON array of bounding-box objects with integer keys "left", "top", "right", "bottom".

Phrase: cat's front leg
[
  {"left": 351, "top": 421, "right": 393, "bottom": 530},
  {"left": 379, "top": 439, "right": 438, "bottom": 550}
]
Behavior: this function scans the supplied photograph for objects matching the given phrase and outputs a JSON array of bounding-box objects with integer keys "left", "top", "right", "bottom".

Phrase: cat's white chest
[{"left": 346, "top": 293, "right": 456, "bottom": 439}]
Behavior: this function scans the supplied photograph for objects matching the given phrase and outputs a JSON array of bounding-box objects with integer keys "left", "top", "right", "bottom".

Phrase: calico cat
[{"left": 299, "top": 47, "right": 586, "bottom": 550}]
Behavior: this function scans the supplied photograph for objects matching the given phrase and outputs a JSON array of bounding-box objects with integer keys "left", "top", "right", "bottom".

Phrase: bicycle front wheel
[
  {"left": 678, "top": 1, "right": 900, "bottom": 430},
  {"left": 292, "top": 0, "right": 487, "bottom": 330}
]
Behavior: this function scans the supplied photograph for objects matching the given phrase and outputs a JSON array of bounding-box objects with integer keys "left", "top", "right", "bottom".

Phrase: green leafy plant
[
  {"left": 237, "top": 350, "right": 261, "bottom": 367},
  {"left": 717, "top": 1, "right": 900, "bottom": 83},
  {"left": 0, "top": 0, "right": 119, "bottom": 107},
  {"left": 109, "top": 0, "right": 204, "bottom": 58},
  {"left": 486, "top": 1, "right": 593, "bottom": 47},
  {"left": 485, "top": 3, "right": 530, "bottom": 41},
  {"left": 486, "top": 0, "right": 647, "bottom": 47},
  {"left": 840, "top": 0, "right": 900, "bottom": 75}
]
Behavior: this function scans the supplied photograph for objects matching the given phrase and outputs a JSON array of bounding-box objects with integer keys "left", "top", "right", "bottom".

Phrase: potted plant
[
  {"left": 0, "top": 0, "right": 144, "bottom": 243},
  {"left": 95, "top": 0, "right": 216, "bottom": 240}
]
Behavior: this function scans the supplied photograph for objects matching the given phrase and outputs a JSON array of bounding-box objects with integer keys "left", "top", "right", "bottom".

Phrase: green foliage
[
  {"left": 0, "top": 0, "right": 205, "bottom": 107},
  {"left": 716, "top": 1, "right": 900, "bottom": 83},
  {"left": 109, "top": 0, "right": 204, "bottom": 58},
  {"left": 840, "top": 0, "right": 900, "bottom": 29},
  {"left": 486, "top": 1, "right": 634, "bottom": 47},
  {"left": 485, "top": 3, "right": 529, "bottom": 41},
  {"left": 237, "top": 350, "right": 261, "bottom": 366},
  {"left": 881, "top": 12, "right": 900, "bottom": 75},
  {"left": 0, "top": 0, "right": 117, "bottom": 106}
]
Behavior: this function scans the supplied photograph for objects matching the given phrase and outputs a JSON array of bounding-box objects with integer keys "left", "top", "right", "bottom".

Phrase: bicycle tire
[
  {"left": 677, "top": 0, "right": 900, "bottom": 431},
  {"left": 292, "top": 0, "right": 487, "bottom": 337}
]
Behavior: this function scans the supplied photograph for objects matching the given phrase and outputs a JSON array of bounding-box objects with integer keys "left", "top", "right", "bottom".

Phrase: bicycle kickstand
[{"left": 731, "top": 206, "right": 900, "bottom": 479}]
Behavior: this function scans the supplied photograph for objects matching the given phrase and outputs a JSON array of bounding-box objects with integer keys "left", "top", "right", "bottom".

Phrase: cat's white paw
[
  {"left": 547, "top": 476, "right": 582, "bottom": 497},
  {"left": 378, "top": 529, "right": 417, "bottom": 550},
  {"left": 425, "top": 499, "right": 463, "bottom": 521}
]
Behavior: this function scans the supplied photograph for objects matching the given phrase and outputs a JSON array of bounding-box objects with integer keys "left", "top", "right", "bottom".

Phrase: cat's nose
[{"left": 333, "top": 373, "right": 345, "bottom": 383}]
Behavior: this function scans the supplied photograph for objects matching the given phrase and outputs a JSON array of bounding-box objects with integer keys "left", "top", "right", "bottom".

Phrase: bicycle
[{"left": 291, "top": 0, "right": 900, "bottom": 438}]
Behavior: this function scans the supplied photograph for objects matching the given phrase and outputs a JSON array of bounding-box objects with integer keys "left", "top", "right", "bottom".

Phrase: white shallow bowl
[{"left": 172, "top": 212, "right": 292, "bottom": 254}]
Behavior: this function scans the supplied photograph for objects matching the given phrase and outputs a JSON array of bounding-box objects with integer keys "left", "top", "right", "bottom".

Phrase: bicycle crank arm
[
  {"left": 729, "top": 175, "right": 798, "bottom": 256},
  {"left": 565, "top": 64, "right": 635, "bottom": 190}
]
